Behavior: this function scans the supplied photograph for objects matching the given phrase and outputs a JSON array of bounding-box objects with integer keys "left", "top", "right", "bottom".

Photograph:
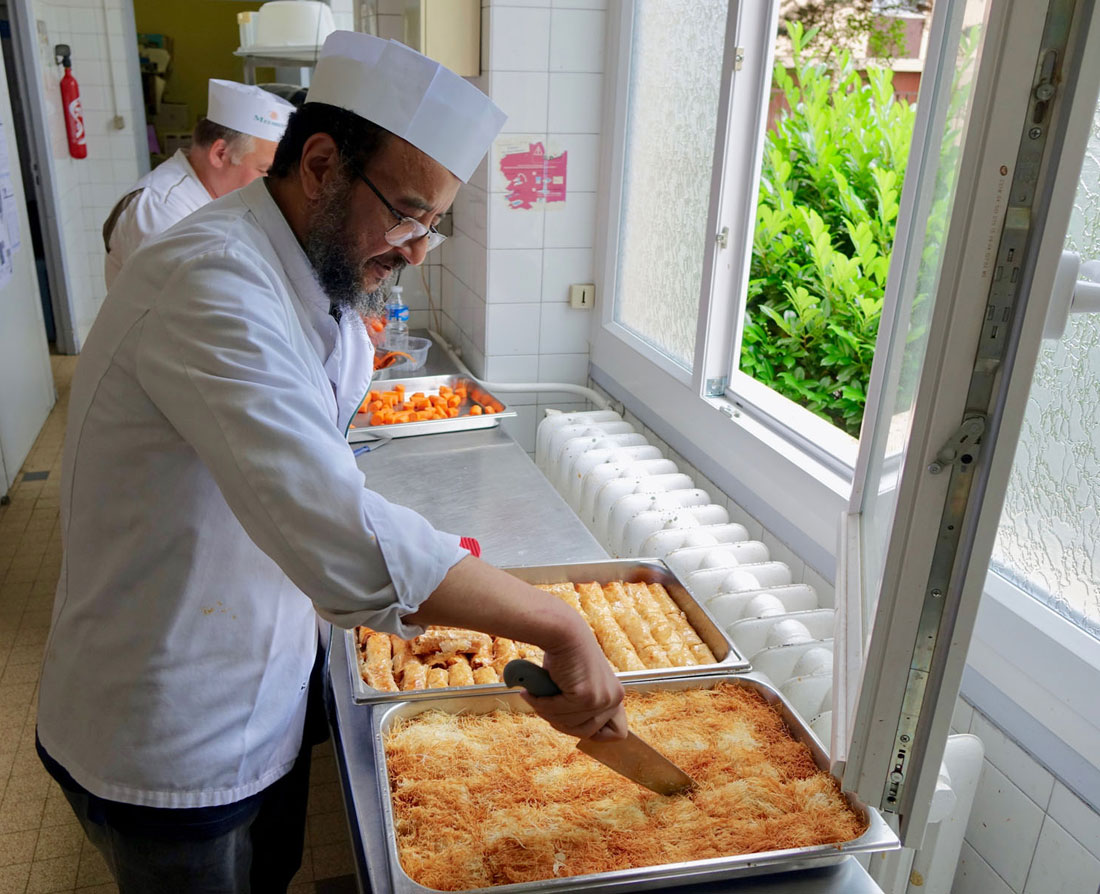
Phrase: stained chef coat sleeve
[{"left": 133, "top": 247, "right": 466, "bottom": 638}]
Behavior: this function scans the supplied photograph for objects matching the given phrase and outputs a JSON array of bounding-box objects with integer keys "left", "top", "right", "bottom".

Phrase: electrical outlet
[{"left": 569, "top": 283, "right": 595, "bottom": 310}]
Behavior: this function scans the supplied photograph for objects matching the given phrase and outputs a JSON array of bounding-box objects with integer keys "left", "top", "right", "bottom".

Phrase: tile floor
[{"left": 0, "top": 357, "right": 358, "bottom": 893}]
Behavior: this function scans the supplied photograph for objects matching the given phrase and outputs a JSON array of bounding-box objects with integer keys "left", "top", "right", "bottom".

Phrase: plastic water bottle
[{"left": 385, "top": 286, "right": 409, "bottom": 352}]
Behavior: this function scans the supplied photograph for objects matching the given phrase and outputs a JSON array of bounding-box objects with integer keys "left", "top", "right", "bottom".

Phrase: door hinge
[
  {"left": 716, "top": 226, "right": 729, "bottom": 249},
  {"left": 705, "top": 376, "right": 728, "bottom": 397}
]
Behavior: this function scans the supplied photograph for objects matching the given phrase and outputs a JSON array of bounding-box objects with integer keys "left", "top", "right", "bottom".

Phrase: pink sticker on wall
[{"left": 499, "top": 142, "right": 567, "bottom": 210}]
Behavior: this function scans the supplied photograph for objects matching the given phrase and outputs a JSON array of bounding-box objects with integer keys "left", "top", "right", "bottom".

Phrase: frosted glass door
[{"left": 991, "top": 97, "right": 1100, "bottom": 640}]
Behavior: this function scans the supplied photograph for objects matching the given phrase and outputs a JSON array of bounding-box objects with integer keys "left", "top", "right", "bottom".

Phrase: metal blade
[{"left": 576, "top": 733, "right": 696, "bottom": 796}]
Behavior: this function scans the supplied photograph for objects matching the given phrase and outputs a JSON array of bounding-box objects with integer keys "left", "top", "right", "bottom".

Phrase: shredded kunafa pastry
[{"left": 384, "top": 682, "right": 867, "bottom": 890}]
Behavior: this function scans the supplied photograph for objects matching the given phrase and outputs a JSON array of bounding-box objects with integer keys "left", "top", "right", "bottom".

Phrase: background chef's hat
[
  {"left": 207, "top": 79, "right": 295, "bottom": 143},
  {"left": 304, "top": 31, "right": 506, "bottom": 182}
]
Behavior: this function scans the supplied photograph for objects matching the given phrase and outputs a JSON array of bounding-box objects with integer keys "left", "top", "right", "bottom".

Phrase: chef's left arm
[{"left": 135, "top": 247, "right": 463, "bottom": 639}]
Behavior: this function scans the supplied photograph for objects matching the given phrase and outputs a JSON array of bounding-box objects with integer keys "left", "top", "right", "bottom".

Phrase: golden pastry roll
[
  {"left": 491, "top": 638, "right": 520, "bottom": 675},
  {"left": 536, "top": 583, "right": 587, "bottom": 618},
  {"left": 398, "top": 654, "right": 428, "bottom": 690},
  {"left": 426, "top": 667, "right": 450, "bottom": 688},
  {"left": 356, "top": 626, "right": 372, "bottom": 648},
  {"left": 412, "top": 626, "right": 493, "bottom": 656},
  {"left": 515, "top": 643, "right": 545, "bottom": 665},
  {"left": 447, "top": 655, "right": 476, "bottom": 687},
  {"left": 364, "top": 633, "right": 399, "bottom": 691},
  {"left": 390, "top": 637, "right": 412, "bottom": 675},
  {"left": 604, "top": 581, "right": 671, "bottom": 668},
  {"left": 472, "top": 665, "right": 498, "bottom": 685},
  {"left": 577, "top": 582, "right": 646, "bottom": 671},
  {"left": 469, "top": 637, "right": 493, "bottom": 669},
  {"left": 648, "top": 583, "right": 716, "bottom": 664},
  {"left": 628, "top": 583, "right": 696, "bottom": 666}
]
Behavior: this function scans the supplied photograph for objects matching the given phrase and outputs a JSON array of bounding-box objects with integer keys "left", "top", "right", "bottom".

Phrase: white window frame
[
  {"left": 593, "top": 0, "right": 1100, "bottom": 815},
  {"left": 592, "top": 0, "right": 854, "bottom": 574}
]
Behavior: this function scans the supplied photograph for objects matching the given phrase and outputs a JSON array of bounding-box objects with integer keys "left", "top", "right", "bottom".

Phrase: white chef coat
[
  {"left": 103, "top": 150, "right": 212, "bottom": 289},
  {"left": 38, "top": 178, "right": 467, "bottom": 808}
]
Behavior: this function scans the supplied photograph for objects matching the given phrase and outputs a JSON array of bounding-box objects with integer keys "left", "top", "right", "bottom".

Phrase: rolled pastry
[
  {"left": 604, "top": 581, "right": 671, "bottom": 668},
  {"left": 399, "top": 654, "right": 428, "bottom": 690},
  {"left": 577, "top": 582, "right": 646, "bottom": 671},
  {"left": 472, "top": 666, "right": 499, "bottom": 685},
  {"left": 364, "top": 633, "right": 399, "bottom": 691},
  {"left": 447, "top": 655, "right": 476, "bottom": 687},
  {"left": 648, "top": 583, "right": 716, "bottom": 664},
  {"left": 628, "top": 583, "right": 696, "bottom": 666},
  {"left": 427, "top": 667, "right": 450, "bottom": 688}
]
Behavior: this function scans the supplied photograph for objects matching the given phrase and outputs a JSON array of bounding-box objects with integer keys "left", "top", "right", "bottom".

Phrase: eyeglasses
[{"left": 357, "top": 170, "right": 446, "bottom": 253}]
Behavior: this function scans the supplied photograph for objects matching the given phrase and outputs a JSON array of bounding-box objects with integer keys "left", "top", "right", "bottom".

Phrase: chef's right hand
[{"left": 519, "top": 618, "right": 628, "bottom": 742}]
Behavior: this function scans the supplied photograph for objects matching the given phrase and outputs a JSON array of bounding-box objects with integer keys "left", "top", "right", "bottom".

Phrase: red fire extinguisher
[{"left": 55, "top": 44, "right": 87, "bottom": 159}]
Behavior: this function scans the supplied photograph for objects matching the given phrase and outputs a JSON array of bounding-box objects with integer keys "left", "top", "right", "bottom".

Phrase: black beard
[{"left": 304, "top": 170, "right": 405, "bottom": 318}]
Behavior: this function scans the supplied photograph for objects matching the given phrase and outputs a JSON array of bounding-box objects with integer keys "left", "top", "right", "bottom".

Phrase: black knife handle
[{"left": 503, "top": 659, "right": 562, "bottom": 697}]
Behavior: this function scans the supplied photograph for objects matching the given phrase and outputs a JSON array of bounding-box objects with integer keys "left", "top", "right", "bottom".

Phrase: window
[
  {"left": 990, "top": 95, "right": 1100, "bottom": 641},
  {"left": 593, "top": 0, "right": 926, "bottom": 564}
]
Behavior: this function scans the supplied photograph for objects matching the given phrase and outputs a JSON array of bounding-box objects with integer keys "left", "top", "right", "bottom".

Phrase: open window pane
[
  {"left": 737, "top": 18, "right": 924, "bottom": 438},
  {"left": 991, "top": 96, "right": 1100, "bottom": 641},
  {"left": 854, "top": 2, "right": 987, "bottom": 630},
  {"left": 612, "top": 0, "right": 728, "bottom": 369}
]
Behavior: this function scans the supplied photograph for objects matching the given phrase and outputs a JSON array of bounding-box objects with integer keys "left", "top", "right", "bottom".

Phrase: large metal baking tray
[
  {"left": 369, "top": 672, "right": 899, "bottom": 893},
  {"left": 347, "top": 375, "right": 517, "bottom": 442},
  {"left": 347, "top": 559, "right": 750, "bottom": 704}
]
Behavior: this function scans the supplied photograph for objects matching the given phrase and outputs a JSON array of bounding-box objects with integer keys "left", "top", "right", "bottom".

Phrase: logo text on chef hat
[{"left": 254, "top": 112, "right": 280, "bottom": 127}]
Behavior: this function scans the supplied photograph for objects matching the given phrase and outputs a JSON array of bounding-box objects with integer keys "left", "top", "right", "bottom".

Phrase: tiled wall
[
  {"left": 31, "top": 0, "right": 144, "bottom": 348},
  {"left": 431, "top": 0, "right": 605, "bottom": 455},
  {"left": 950, "top": 698, "right": 1100, "bottom": 894}
]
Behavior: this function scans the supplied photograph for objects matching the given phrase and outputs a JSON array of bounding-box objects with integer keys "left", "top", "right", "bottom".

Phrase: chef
[
  {"left": 103, "top": 78, "right": 296, "bottom": 288},
  {"left": 37, "top": 31, "right": 626, "bottom": 894}
]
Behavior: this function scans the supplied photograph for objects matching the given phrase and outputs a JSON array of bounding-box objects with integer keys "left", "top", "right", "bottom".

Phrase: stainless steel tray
[
  {"left": 369, "top": 672, "right": 899, "bottom": 893},
  {"left": 347, "top": 559, "right": 750, "bottom": 704},
  {"left": 347, "top": 375, "right": 517, "bottom": 442}
]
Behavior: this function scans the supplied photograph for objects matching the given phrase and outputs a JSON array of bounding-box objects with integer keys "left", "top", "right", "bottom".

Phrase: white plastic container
[
  {"left": 255, "top": 1, "right": 335, "bottom": 47},
  {"left": 381, "top": 335, "right": 430, "bottom": 372}
]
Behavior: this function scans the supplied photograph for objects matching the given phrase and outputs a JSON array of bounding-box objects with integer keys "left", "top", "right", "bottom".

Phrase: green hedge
[{"left": 740, "top": 23, "right": 916, "bottom": 437}]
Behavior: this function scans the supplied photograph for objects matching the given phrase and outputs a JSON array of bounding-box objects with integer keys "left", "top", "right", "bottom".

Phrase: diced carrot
[
  {"left": 447, "top": 408, "right": 459, "bottom": 418},
  {"left": 470, "top": 406, "right": 483, "bottom": 416},
  {"left": 484, "top": 407, "right": 496, "bottom": 414}
]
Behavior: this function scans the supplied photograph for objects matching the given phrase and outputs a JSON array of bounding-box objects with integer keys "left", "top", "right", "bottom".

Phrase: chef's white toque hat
[
  {"left": 304, "top": 31, "right": 506, "bottom": 182},
  {"left": 207, "top": 79, "right": 295, "bottom": 143}
]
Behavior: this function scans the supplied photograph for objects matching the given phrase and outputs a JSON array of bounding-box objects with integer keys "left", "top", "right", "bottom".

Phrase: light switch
[{"left": 569, "top": 283, "right": 595, "bottom": 310}]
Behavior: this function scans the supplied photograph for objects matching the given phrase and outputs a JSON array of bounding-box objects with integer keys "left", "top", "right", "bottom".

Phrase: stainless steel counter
[{"left": 327, "top": 382, "right": 882, "bottom": 893}]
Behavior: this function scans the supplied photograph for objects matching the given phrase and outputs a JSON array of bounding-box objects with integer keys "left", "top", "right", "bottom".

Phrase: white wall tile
[
  {"left": 549, "top": 133, "right": 600, "bottom": 193},
  {"left": 544, "top": 191, "right": 597, "bottom": 248},
  {"left": 538, "top": 352, "right": 588, "bottom": 385},
  {"left": 970, "top": 713, "right": 1055, "bottom": 810},
  {"left": 801, "top": 565, "right": 835, "bottom": 609},
  {"left": 724, "top": 498, "right": 765, "bottom": 543},
  {"left": 486, "top": 303, "right": 541, "bottom": 354},
  {"left": 1048, "top": 784, "right": 1100, "bottom": 861},
  {"left": 487, "top": 249, "right": 543, "bottom": 303},
  {"left": 952, "top": 697, "right": 976, "bottom": 736},
  {"left": 541, "top": 247, "right": 594, "bottom": 303},
  {"left": 490, "top": 72, "right": 550, "bottom": 133},
  {"left": 954, "top": 842, "right": 1017, "bottom": 894},
  {"left": 453, "top": 183, "right": 489, "bottom": 249},
  {"left": 538, "top": 300, "right": 592, "bottom": 354},
  {"left": 1023, "top": 817, "right": 1100, "bottom": 894},
  {"left": 548, "top": 72, "right": 603, "bottom": 132},
  {"left": 484, "top": 353, "right": 539, "bottom": 383},
  {"left": 759, "top": 530, "right": 805, "bottom": 581},
  {"left": 553, "top": 0, "right": 608, "bottom": 7},
  {"left": 549, "top": 8, "right": 605, "bottom": 72},
  {"left": 488, "top": 193, "right": 545, "bottom": 248},
  {"left": 967, "top": 762, "right": 1045, "bottom": 891},
  {"left": 500, "top": 403, "right": 538, "bottom": 452},
  {"left": 488, "top": 6, "right": 551, "bottom": 71}
]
